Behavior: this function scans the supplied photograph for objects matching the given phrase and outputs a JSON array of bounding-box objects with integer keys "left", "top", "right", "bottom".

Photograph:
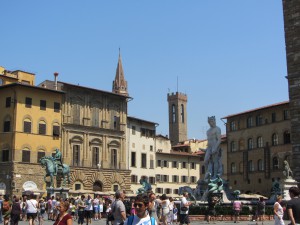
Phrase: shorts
[
  {"left": 179, "top": 214, "right": 190, "bottom": 224},
  {"left": 94, "top": 207, "right": 100, "bottom": 213},
  {"left": 27, "top": 213, "right": 37, "bottom": 220},
  {"left": 234, "top": 210, "right": 240, "bottom": 216}
]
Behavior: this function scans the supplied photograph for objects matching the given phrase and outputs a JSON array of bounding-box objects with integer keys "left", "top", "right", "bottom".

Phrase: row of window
[
  {"left": 5, "top": 96, "right": 60, "bottom": 112},
  {"left": 3, "top": 118, "right": 60, "bottom": 136},
  {"left": 229, "top": 110, "right": 290, "bottom": 131},
  {"left": 171, "top": 104, "right": 185, "bottom": 124},
  {"left": 130, "top": 152, "right": 154, "bottom": 168},
  {"left": 230, "top": 132, "right": 291, "bottom": 152},
  {"left": 2, "top": 148, "right": 49, "bottom": 163},
  {"left": 230, "top": 156, "right": 288, "bottom": 173},
  {"left": 131, "top": 175, "right": 197, "bottom": 184},
  {"left": 157, "top": 160, "right": 196, "bottom": 169},
  {"left": 156, "top": 188, "right": 179, "bottom": 194},
  {"left": 131, "top": 126, "right": 156, "bottom": 138}
]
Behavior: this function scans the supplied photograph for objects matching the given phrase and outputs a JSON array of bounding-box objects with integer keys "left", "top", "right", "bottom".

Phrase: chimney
[{"left": 54, "top": 72, "right": 58, "bottom": 90}]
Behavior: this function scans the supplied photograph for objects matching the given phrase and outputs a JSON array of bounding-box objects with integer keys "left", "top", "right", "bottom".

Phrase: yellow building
[{"left": 0, "top": 68, "right": 63, "bottom": 196}]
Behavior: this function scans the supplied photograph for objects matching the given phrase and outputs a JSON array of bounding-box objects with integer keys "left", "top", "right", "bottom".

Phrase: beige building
[
  {"left": 0, "top": 68, "right": 63, "bottom": 196},
  {"left": 222, "top": 101, "right": 291, "bottom": 196}
]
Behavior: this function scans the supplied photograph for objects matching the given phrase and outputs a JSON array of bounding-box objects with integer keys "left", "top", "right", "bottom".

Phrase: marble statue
[
  {"left": 283, "top": 160, "right": 293, "bottom": 179},
  {"left": 200, "top": 116, "right": 222, "bottom": 179},
  {"left": 136, "top": 176, "right": 152, "bottom": 194}
]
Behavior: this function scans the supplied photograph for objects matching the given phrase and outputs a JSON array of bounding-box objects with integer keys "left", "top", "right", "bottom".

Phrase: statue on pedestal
[
  {"left": 40, "top": 149, "right": 70, "bottom": 188},
  {"left": 200, "top": 116, "right": 222, "bottom": 179},
  {"left": 283, "top": 160, "right": 293, "bottom": 179},
  {"left": 136, "top": 176, "right": 152, "bottom": 194}
]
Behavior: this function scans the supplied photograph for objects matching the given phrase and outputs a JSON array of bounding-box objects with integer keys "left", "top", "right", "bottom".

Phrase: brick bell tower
[
  {"left": 282, "top": 0, "right": 300, "bottom": 181},
  {"left": 167, "top": 92, "right": 188, "bottom": 146}
]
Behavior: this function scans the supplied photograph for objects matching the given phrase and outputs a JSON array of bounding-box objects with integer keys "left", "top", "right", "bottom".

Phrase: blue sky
[{"left": 1, "top": 1, "right": 288, "bottom": 139}]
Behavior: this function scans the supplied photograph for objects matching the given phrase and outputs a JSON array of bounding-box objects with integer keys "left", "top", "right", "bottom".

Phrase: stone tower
[
  {"left": 282, "top": 0, "right": 300, "bottom": 181},
  {"left": 167, "top": 92, "right": 188, "bottom": 146},
  {"left": 112, "top": 51, "right": 128, "bottom": 96}
]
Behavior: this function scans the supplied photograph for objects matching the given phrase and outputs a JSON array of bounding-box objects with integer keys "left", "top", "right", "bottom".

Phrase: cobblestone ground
[{"left": 16, "top": 218, "right": 280, "bottom": 225}]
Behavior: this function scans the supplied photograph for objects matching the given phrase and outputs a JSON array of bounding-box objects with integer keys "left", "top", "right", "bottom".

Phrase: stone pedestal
[
  {"left": 282, "top": 179, "right": 299, "bottom": 200},
  {"left": 47, "top": 187, "right": 70, "bottom": 200}
]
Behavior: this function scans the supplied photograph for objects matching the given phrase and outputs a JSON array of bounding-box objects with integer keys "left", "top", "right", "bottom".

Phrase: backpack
[
  {"left": 127, "top": 215, "right": 155, "bottom": 225},
  {"left": 3, "top": 201, "right": 10, "bottom": 211}
]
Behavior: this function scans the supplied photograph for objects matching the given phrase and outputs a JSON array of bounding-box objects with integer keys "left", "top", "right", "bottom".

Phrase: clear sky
[{"left": 1, "top": 1, "right": 288, "bottom": 140}]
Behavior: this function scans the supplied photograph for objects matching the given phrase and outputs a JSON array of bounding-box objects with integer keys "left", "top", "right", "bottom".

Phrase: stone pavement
[{"left": 17, "top": 218, "right": 282, "bottom": 225}]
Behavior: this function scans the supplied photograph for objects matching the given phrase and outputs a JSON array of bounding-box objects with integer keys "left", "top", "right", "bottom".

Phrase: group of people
[{"left": 106, "top": 190, "right": 192, "bottom": 225}]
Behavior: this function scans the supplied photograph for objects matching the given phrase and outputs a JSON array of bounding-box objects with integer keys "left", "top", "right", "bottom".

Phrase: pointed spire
[{"left": 112, "top": 49, "right": 128, "bottom": 96}]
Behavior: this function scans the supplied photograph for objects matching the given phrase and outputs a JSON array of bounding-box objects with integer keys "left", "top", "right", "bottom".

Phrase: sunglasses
[{"left": 133, "top": 203, "right": 144, "bottom": 208}]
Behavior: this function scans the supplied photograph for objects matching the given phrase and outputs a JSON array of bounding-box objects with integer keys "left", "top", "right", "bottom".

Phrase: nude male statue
[{"left": 200, "top": 116, "right": 222, "bottom": 179}]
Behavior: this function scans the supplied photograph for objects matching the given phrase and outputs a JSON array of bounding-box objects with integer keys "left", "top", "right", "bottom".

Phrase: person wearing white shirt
[{"left": 179, "top": 192, "right": 192, "bottom": 225}]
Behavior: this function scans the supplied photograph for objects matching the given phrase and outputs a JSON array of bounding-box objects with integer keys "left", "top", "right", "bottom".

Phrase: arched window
[
  {"left": 273, "top": 157, "right": 279, "bottom": 170},
  {"left": 111, "top": 149, "right": 118, "bottom": 169},
  {"left": 93, "top": 181, "right": 103, "bottom": 192},
  {"left": 23, "top": 118, "right": 32, "bottom": 133},
  {"left": 257, "top": 136, "right": 263, "bottom": 148},
  {"left": 231, "top": 163, "right": 236, "bottom": 173},
  {"left": 284, "top": 131, "right": 291, "bottom": 144},
  {"left": 258, "top": 159, "right": 264, "bottom": 171},
  {"left": 172, "top": 104, "right": 176, "bottom": 123},
  {"left": 38, "top": 121, "right": 46, "bottom": 135},
  {"left": 22, "top": 147, "right": 31, "bottom": 163},
  {"left": 272, "top": 133, "right": 279, "bottom": 146},
  {"left": 248, "top": 138, "right": 253, "bottom": 150},
  {"left": 181, "top": 104, "right": 184, "bottom": 123}
]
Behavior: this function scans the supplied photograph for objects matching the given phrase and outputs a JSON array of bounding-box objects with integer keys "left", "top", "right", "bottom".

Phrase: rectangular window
[
  {"left": 157, "top": 160, "right": 161, "bottom": 167},
  {"left": 172, "top": 161, "right": 177, "bottom": 168},
  {"left": 25, "top": 97, "right": 32, "bottom": 108},
  {"left": 172, "top": 175, "right": 179, "bottom": 183},
  {"left": 230, "top": 121, "right": 237, "bottom": 131},
  {"left": 131, "top": 152, "right": 136, "bottom": 167},
  {"left": 2, "top": 150, "right": 9, "bottom": 162},
  {"left": 163, "top": 175, "right": 169, "bottom": 182},
  {"left": 37, "top": 152, "right": 45, "bottom": 162},
  {"left": 150, "top": 159, "right": 154, "bottom": 169},
  {"left": 75, "top": 184, "right": 81, "bottom": 190},
  {"left": 150, "top": 145, "right": 153, "bottom": 151},
  {"left": 149, "top": 176, "right": 155, "bottom": 184},
  {"left": 163, "top": 160, "right": 168, "bottom": 167},
  {"left": 54, "top": 102, "right": 60, "bottom": 112},
  {"left": 156, "top": 174, "right": 161, "bottom": 182},
  {"left": 132, "top": 126, "right": 136, "bottom": 135},
  {"left": 131, "top": 175, "right": 138, "bottom": 183},
  {"left": 73, "top": 145, "right": 80, "bottom": 166},
  {"left": 181, "top": 176, "right": 188, "bottom": 183},
  {"left": 190, "top": 176, "right": 197, "bottom": 183},
  {"left": 111, "top": 149, "right": 117, "bottom": 169},
  {"left": 6, "top": 97, "right": 11, "bottom": 108},
  {"left": 40, "top": 100, "right": 46, "bottom": 110},
  {"left": 256, "top": 115, "right": 263, "bottom": 126},
  {"left": 182, "top": 162, "right": 187, "bottom": 169},
  {"left": 22, "top": 150, "right": 30, "bottom": 162},
  {"left": 92, "top": 147, "right": 99, "bottom": 167},
  {"left": 53, "top": 125, "right": 60, "bottom": 137},
  {"left": 272, "top": 113, "right": 276, "bottom": 123},
  {"left": 24, "top": 121, "right": 31, "bottom": 133},
  {"left": 283, "top": 110, "right": 289, "bottom": 120},
  {"left": 141, "top": 153, "right": 147, "bottom": 168},
  {"left": 3, "top": 121, "right": 10, "bottom": 132},
  {"left": 190, "top": 162, "right": 196, "bottom": 169},
  {"left": 165, "top": 188, "right": 172, "bottom": 194},
  {"left": 39, "top": 123, "right": 46, "bottom": 135}
]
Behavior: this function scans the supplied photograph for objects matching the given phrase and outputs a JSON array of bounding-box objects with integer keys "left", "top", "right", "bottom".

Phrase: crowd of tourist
[{"left": 1, "top": 186, "right": 300, "bottom": 225}]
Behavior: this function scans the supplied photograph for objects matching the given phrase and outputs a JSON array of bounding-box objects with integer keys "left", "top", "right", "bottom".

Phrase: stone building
[
  {"left": 39, "top": 54, "right": 132, "bottom": 195},
  {"left": 0, "top": 68, "right": 63, "bottom": 196},
  {"left": 223, "top": 101, "right": 291, "bottom": 196},
  {"left": 282, "top": 0, "right": 300, "bottom": 181}
]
